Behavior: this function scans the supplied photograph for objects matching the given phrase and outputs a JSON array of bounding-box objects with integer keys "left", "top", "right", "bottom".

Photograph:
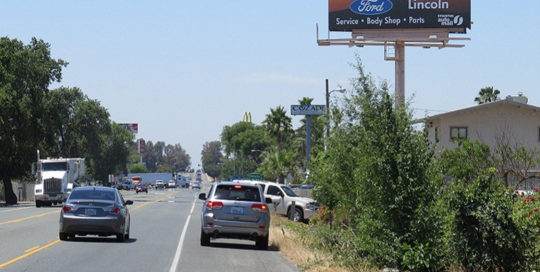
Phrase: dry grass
[{"left": 269, "top": 213, "right": 362, "bottom": 272}]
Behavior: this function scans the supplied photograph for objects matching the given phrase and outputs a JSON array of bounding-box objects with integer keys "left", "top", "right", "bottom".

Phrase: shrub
[
  {"left": 512, "top": 188, "right": 540, "bottom": 270},
  {"left": 446, "top": 168, "right": 527, "bottom": 271}
]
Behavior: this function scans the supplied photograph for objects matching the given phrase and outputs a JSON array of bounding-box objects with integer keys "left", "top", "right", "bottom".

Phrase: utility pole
[{"left": 325, "top": 79, "right": 330, "bottom": 138}]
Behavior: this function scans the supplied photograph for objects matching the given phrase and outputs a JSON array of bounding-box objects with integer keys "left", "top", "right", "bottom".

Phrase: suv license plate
[
  {"left": 230, "top": 207, "right": 244, "bottom": 215},
  {"left": 85, "top": 208, "right": 97, "bottom": 216}
]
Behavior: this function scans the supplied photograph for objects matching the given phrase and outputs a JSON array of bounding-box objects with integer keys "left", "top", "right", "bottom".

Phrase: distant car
[
  {"left": 135, "top": 184, "right": 148, "bottom": 194},
  {"left": 192, "top": 182, "right": 201, "bottom": 189},
  {"left": 118, "top": 181, "right": 134, "bottom": 190},
  {"left": 198, "top": 181, "right": 272, "bottom": 249},
  {"left": 155, "top": 180, "right": 165, "bottom": 189},
  {"left": 167, "top": 180, "right": 176, "bottom": 188},
  {"left": 59, "top": 186, "right": 132, "bottom": 242}
]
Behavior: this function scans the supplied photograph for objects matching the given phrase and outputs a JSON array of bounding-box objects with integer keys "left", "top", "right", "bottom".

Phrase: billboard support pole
[
  {"left": 318, "top": 26, "right": 470, "bottom": 107},
  {"left": 291, "top": 104, "right": 326, "bottom": 170},
  {"left": 306, "top": 115, "right": 312, "bottom": 168},
  {"left": 395, "top": 41, "right": 405, "bottom": 106}
]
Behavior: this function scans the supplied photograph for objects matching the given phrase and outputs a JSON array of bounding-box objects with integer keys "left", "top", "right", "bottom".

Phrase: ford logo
[{"left": 350, "top": 0, "right": 393, "bottom": 15}]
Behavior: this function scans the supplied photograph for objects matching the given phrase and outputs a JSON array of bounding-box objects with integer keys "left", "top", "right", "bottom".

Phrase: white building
[{"left": 420, "top": 94, "right": 540, "bottom": 190}]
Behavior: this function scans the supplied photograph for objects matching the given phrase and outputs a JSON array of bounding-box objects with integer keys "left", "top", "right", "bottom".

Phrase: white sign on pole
[{"left": 290, "top": 105, "right": 326, "bottom": 116}]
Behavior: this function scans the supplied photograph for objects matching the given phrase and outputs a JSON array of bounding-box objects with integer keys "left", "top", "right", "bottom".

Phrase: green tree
[
  {"left": 311, "top": 58, "right": 443, "bottom": 269},
  {"left": 142, "top": 141, "right": 164, "bottom": 172},
  {"left": 263, "top": 106, "right": 293, "bottom": 151},
  {"left": 257, "top": 149, "right": 295, "bottom": 184},
  {"left": 439, "top": 142, "right": 527, "bottom": 271},
  {"left": 129, "top": 164, "right": 148, "bottom": 173},
  {"left": 474, "top": 86, "right": 500, "bottom": 104},
  {"left": 221, "top": 122, "right": 270, "bottom": 177},
  {"left": 71, "top": 98, "right": 113, "bottom": 182},
  {"left": 141, "top": 140, "right": 190, "bottom": 173},
  {"left": 0, "top": 37, "right": 66, "bottom": 205},
  {"left": 201, "top": 141, "right": 223, "bottom": 178},
  {"left": 98, "top": 123, "right": 133, "bottom": 179},
  {"left": 43, "top": 87, "right": 133, "bottom": 183},
  {"left": 163, "top": 144, "right": 191, "bottom": 172},
  {"left": 42, "top": 86, "right": 86, "bottom": 156},
  {"left": 221, "top": 122, "right": 269, "bottom": 159}
]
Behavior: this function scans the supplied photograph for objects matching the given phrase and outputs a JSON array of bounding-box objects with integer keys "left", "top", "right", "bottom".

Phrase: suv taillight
[
  {"left": 251, "top": 203, "right": 268, "bottom": 212},
  {"left": 206, "top": 201, "right": 223, "bottom": 209}
]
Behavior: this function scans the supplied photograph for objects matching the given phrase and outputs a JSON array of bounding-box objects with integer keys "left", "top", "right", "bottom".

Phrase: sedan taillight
[
  {"left": 109, "top": 207, "right": 120, "bottom": 215},
  {"left": 62, "top": 205, "right": 73, "bottom": 213}
]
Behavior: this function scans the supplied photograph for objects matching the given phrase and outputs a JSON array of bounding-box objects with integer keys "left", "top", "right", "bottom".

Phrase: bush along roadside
[{"left": 306, "top": 58, "right": 540, "bottom": 271}]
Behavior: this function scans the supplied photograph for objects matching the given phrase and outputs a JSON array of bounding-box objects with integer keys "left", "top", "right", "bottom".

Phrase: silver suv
[{"left": 198, "top": 181, "right": 272, "bottom": 249}]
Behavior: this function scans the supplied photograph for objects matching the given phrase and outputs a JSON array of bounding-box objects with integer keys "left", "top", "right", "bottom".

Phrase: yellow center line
[
  {"left": 0, "top": 240, "right": 60, "bottom": 269},
  {"left": 23, "top": 246, "right": 39, "bottom": 253},
  {"left": 0, "top": 210, "right": 60, "bottom": 226}
]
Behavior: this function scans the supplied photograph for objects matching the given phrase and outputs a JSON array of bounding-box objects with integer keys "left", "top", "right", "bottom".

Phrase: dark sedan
[
  {"left": 135, "top": 184, "right": 148, "bottom": 194},
  {"left": 59, "top": 186, "right": 132, "bottom": 242}
]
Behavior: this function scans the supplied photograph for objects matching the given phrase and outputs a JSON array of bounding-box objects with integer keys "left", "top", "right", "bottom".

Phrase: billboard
[
  {"left": 119, "top": 123, "right": 138, "bottom": 134},
  {"left": 291, "top": 105, "right": 326, "bottom": 116},
  {"left": 329, "top": 0, "right": 470, "bottom": 32}
]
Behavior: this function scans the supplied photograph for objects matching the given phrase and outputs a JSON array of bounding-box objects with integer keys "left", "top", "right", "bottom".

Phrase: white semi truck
[{"left": 33, "top": 151, "right": 85, "bottom": 207}]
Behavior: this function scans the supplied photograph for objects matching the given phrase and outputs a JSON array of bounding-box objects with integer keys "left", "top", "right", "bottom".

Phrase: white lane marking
[
  {"left": 0, "top": 207, "right": 32, "bottom": 213},
  {"left": 169, "top": 198, "right": 197, "bottom": 272}
]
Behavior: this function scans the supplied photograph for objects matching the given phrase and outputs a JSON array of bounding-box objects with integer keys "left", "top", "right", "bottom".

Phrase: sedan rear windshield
[
  {"left": 214, "top": 185, "right": 261, "bottom": 202},
  {"left": 69, "top": 190, "right": 116, "bottom": 201}
]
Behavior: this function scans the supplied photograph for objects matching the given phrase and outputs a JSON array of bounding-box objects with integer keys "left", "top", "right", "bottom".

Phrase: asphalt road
[{"left": 0, "top": 186, "right": 297, "bottom": 272}]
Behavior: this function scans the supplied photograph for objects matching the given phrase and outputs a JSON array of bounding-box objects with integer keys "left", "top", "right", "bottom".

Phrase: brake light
[
  {"left": 62, "top": 206, "right": 73, "bottom": 213},
  {"left": 234, "top": 185, "right": 242, "bottom": 189},
  {"left": 206, "top": 201, "right": 223, "bottom": 209},
  {"left": 110, "top": 207, "right": 120, "bottom": 214},
  {"left": 251, "top": 203, "right": 268, "bottom": 212}
]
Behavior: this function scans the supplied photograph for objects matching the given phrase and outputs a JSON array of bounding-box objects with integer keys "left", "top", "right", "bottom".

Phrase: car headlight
[{"left": 306, "top": 202, "right": 319, "bottom": 210}]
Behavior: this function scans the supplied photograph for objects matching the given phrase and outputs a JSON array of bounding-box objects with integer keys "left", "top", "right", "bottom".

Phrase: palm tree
[
  {"left": 263, "top": 106, "right": 292, "bottom": 151},
  {"left": 258, "top": 149, "right": 294, "bottom": 184},
  {"left": 474, "top": 87, "right": 500, "bottom": 104}
]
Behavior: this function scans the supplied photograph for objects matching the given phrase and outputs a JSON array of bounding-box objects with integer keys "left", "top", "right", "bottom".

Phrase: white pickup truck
[{"left": 233, "top": 180, "right": 319, "bottom": 222}]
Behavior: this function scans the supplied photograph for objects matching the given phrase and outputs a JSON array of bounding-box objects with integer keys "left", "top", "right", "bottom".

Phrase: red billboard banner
[
  {"left": 329, "top": 0, "right": 470, "bottom": 32},
  {"left": 138, "top": 139, "right": 145, "bottom": 154},
  {"left": 119, "top": 123, "right": 138, "bottom": 134}
]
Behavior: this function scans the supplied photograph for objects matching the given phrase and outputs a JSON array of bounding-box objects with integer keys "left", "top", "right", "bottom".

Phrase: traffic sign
[{"left": 290, "top": 105, "right": 326, "bottom": 116}]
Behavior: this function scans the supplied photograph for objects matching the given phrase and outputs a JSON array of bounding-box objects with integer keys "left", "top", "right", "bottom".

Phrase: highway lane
[{"left": 0, "top": 186, "right": 298, "bottom": 272}]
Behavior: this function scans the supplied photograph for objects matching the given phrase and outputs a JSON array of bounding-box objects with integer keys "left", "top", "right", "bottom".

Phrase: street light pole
[{"left": 325, "top": 79, "right": 345, "bottom": 139}]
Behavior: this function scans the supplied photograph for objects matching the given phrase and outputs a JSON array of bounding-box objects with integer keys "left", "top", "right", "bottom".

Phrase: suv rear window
[{"left": 214, "top": 185, "right": 261, "bottom": 202}]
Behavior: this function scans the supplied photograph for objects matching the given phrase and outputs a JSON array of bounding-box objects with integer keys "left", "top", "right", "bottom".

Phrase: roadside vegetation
[
  {"left": 305, "top": 58, "right": 539, "bottom": 271},
  {"left": 0, "top": 37, "right": 190, "bottom": 205},
  {"left": 201, "top": 55, "right": 539, "bottom": 270}
]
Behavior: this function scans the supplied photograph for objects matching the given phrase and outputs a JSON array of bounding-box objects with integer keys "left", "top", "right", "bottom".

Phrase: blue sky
[{"left": 2, "top": 1, "right": 539, "bottom": 167}]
